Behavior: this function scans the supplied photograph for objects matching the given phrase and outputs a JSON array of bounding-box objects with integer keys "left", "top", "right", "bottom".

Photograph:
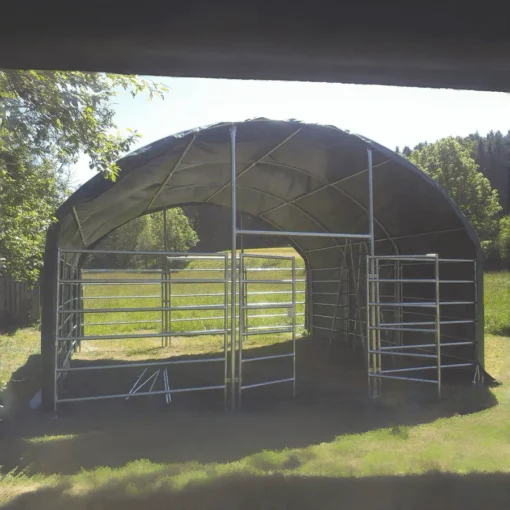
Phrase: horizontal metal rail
[
  {"left": 84, "top": 295, "right": 161, "bottom": 300},
  {"left": 369, "top": 326, "right": 436, "bottom": 333},
  {"left": 368, "top": 301, "right": 474, "bottom": 308},
  {"left": 240, "top": 279, "right": 297, "bottom": 284},
  {"left": 183, "top": 291, "right": 305, "bottom": 298},
  {"left": 82, "top": 269, "right": 163, "bottom": 273},
  {"left": 241, "top": 327, "right": 294, "bottom": 336},
  {"left": 56, "top": 357, "right": 224, "bottom": 372},
  {"left": 314, "top": 302, "right": 348, "bottom": 307},
  {"left": 237, "top": 229, "right": 371, "bottom": 239},
  {"left": 61, "top": 249, "right": 227, "bottom": 257},
  {"left": 377, "top": 320, "right": 475, "bottom": 327},
  {"left": 58, "top": 330, "right": 226, "bottom": 341},
  {"left": 242, "top": 302, "right": 294, "bottom": 309},
  {"left": 368, "top": 350, "right": 438, "bottom": 359},
  {"left": 438, "top": 259, "right": 475, "bottom": 263},
  {"left": 242, "top": 353, "right": 294, "bottom": 363},
  {"left": 237, "top": 253, "right": 293, "bottom": 260},
  {"left": 240, "top": 377, "right": 295, "bottom": 390},
  {"left": 381, "top": 366, "right": 438, "bottom": 374},
  {"left": 367, "top": 255, "right": 437, "bottom": 262},
  {"left": 84, "top": 320, "right": 160, "bottom": 326},
  {"left": 368, "top": 279, "right": 475, "bottom": 284},
  {"left": 377, "top": 341, "right": 475, "bottom": 351},
  {"left": 60, "top": 304, "right": 227, "bottom": 314},
  {"left": 64, "top": 279, "right": 227, "bottom": 284},
  {"left": 56, "top": 384, "right": 225, "bottom": 403},
  {"left": 248, "top": 312, "right": 305, "bottom": 319},
  {"left": 369, "top": 374, "right": 438, "bottom": 384}
]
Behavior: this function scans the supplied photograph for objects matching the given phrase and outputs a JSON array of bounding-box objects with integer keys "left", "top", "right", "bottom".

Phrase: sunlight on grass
[{"left": 484, "top": 272, "right": 510, "bottom": 336}]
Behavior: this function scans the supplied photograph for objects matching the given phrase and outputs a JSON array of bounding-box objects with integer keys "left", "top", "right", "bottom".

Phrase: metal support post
[
  {"left": 230, "top": 125, "right": 237, "bottom": 410},
  {"left": 367, "top": 148, "right": 375, "bottom": 257},
  {"left": 367, "top": 147, "right": 377, "bottom": 397},
  {"left": 223, "top": 254, "right": 229, "bottom": 409},
  {"left": 53, "top": 250, "right": 61, "bottom": 413},
  {"left": 375, "top": 258, "right": 382, "bottom": 394},
  {"left": 163, "top": 208, "right": 172, "bottom": 347},
  {"left": 435, "top": 255, "right": 442, "bottom": 398},
  {"left": 292, "top": 257, "right": 297, "bottom": 397},
  {"left": 238, "top": 253, "right": 244, "bottom": 405}
]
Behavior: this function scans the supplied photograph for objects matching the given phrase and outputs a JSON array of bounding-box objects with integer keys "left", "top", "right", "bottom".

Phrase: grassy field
[
  {"left": 484, "top": 271, "right": 510, "bottom": 336},
  {"left": 0, "top": 268, "right": 508, "bottom": 508}
]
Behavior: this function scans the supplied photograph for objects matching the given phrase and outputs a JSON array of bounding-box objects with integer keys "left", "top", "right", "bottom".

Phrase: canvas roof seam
[
  {"left": 145, "top": 133, "right": 198, "bottom": 212},
  {"left": 204, "top": 127, "right": 302, "bottom": 202}
]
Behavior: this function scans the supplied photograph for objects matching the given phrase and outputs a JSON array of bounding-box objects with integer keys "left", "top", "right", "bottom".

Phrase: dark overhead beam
[{"left": 2, "top": 3, "right": 510, "bottom": 91}]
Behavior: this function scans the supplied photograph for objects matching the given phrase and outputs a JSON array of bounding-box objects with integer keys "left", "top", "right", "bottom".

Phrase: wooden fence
[{"left": 0, "top": 273, "right": 40, "bottom": 329}]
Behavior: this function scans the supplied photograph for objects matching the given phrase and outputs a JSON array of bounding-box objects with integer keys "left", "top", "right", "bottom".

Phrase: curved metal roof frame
[{"left": 50, "top": 118, "right": 480, "bottom": 265}]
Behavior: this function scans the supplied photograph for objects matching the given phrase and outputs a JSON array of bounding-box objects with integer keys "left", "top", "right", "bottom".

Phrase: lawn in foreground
[{"left": 1, "top": 333, "right": 509, "bottom": 507}]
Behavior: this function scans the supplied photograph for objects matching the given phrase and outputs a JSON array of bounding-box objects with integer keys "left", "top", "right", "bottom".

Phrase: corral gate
[
  {"left": 54, "top": 249, "right": 301, "bottom": 411},
  {"left": 366, "top": 254, "right": 480, "bottom": 399}
]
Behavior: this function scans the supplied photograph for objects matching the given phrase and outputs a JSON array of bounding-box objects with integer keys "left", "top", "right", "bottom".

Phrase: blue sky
[{"left": 75, "top": 77, "right": 510, "bottom": 184}]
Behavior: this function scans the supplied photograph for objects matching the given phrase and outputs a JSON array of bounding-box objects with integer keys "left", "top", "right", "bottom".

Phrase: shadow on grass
[
  {"left": 5, "top": 471, "right": 510, "bottom": 510},
  {"left": 0, "top": 337, "right": 498, "bottom": 477}
]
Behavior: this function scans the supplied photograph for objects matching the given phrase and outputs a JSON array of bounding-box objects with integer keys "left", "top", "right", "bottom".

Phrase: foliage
[
  {"left": 0, "top": 149, "right": 63, "bottom": 283},
  {"left": 0, "top": 70, "right": 166, "bottom": 179},
  {"left": 0, "top": 70, "right": 167, "bottom": 282},
  {"left": 497, "top": 215, "right": 510, "bottom": 261},
  {"left": 87, "top": 209, "right": 199, "bottom": 269},
  {"left": 409, "top": 138, "right": 502, "bottom": 252},
  {"left": 460, "top": 131, "right": 510, "bottom": 215}
]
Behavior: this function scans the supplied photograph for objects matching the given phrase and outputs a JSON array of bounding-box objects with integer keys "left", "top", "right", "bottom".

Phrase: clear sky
[{"left": 75, "top": 77, "right": 510, "bottom": 184}]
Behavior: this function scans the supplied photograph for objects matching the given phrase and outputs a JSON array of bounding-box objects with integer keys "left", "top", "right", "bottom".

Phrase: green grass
[
  {"left": 0, "top": 328, "right": 40, "bottom": 389},
  {"left": 0, "top": 268, "right": 509, "bottom": 507},
  {"left": 484, "top": 272, "right": 510, "bottom": 336},
  {"left": 1, "top": 334, "right": 509, "bottom": 506}
]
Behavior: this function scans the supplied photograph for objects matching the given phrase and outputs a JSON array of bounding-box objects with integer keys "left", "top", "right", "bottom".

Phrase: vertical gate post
[
  {"left": 435, "top": 254, "right": 442, "bottom": 399},
  {"left": 230, "top": 125, "right": 237, "bottom": 410}
]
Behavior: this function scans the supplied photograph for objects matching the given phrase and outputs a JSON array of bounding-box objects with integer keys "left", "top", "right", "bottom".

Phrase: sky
[{"left": 76, "top": 77, "right": 510, "bottom": 184}]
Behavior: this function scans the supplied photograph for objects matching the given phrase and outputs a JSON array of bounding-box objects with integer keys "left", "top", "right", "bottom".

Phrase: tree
[
  {"left": 0, "top": 70, "right": 167, "bottom": 282},
  {"left": 460, "top": 131, "right": 510, "bottom": 215},
  {"left": 88, "top": 210, "right": 199, "bottom": 269},
  {"left": 0, "top": 149, "right": 63, "bottom": 282},
  {"left": 409, "top": 137, "right": 502, "bottom": 252},
  {"left": 498, "top": 215, "right": 510, "bottom": 261}
]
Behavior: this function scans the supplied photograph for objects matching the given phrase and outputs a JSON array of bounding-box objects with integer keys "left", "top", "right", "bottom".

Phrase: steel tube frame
[
  {"left": 54, "top": 250, "right": 231, "bottom": 410},
  {"left": 57, "top": 357, "right": 225, "bottom": 372},
  {"left": 435, "top": 255, "right": 442, "bottom": 398},
  {"left": 230, "top": 125, "right": 237, "bottom": 409},
  {"left": 236, "top": 229, "right": 371, "bottom": 240}
]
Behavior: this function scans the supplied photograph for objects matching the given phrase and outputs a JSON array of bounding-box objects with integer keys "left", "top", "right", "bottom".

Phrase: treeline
[
  {"left": 398, "top": 131, "right": 510, "bottom": 264},
  {"left": 84, "top": 209, "right": 198, "bottom": 269}
]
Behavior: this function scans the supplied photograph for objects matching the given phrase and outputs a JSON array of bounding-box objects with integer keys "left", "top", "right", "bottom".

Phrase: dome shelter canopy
[
  {"left": 41, "top": 119, "right": 484, "bottom": 411},
  {"left": 52, "top": 119, "right": 480, "bottom": 258}
]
